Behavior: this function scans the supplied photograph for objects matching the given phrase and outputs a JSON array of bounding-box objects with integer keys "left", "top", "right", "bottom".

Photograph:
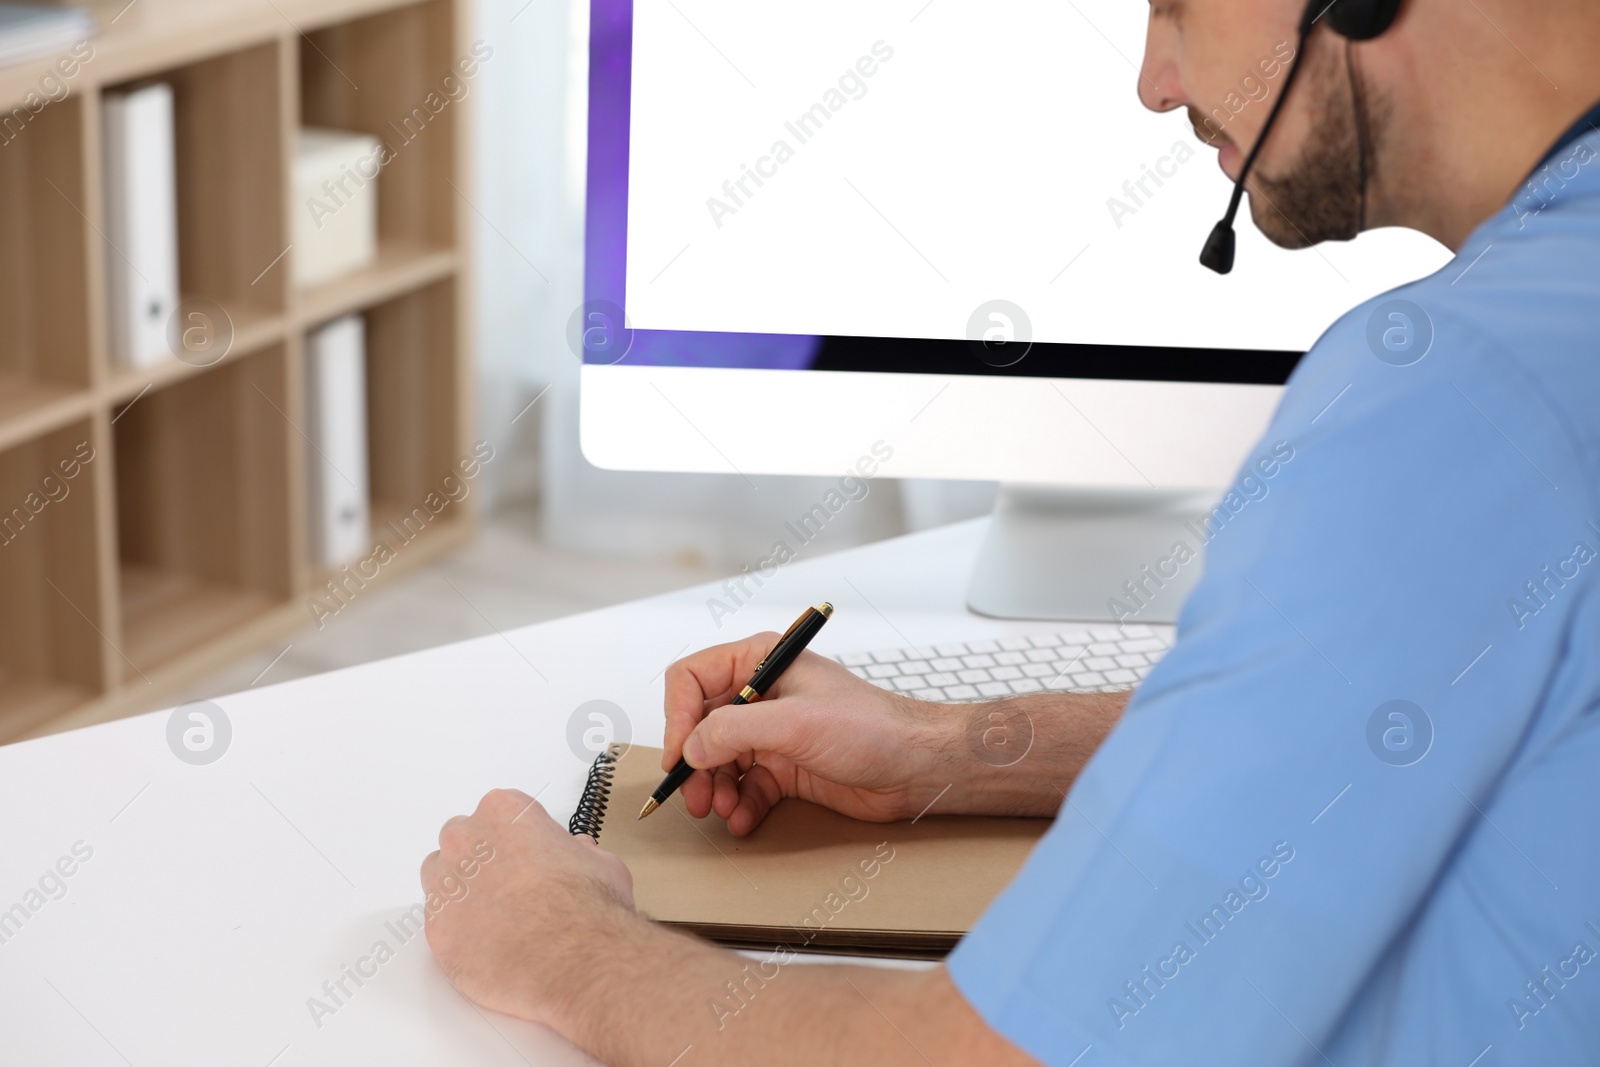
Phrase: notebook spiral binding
[{"left": 568, "top": 743, "right": 623, "bottom": 840}]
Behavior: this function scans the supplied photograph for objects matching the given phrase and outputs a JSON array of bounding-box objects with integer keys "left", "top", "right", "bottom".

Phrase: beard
[{"left": 1194, "top": 43, "right": 1379, "bottom": 249}]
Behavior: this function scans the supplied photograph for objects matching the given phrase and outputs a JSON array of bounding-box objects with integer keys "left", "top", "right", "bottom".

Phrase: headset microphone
[{"left": 1198, "top": 0, "right": 1404, "bottom": 274}]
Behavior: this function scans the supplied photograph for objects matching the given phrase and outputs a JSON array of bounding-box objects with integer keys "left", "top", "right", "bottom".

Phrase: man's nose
[{"left": 1139, "top": 19, "right": 1185, "bottom": 113}]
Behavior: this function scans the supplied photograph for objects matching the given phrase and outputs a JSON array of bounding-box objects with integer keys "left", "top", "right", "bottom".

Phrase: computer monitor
[{"left": 579, "top": 0, "right": 1449, "bottom": 620}]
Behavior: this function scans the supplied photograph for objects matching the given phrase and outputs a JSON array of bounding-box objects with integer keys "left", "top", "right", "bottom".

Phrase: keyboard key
[
  {"left": 894, "top": 675, "right": 927, "bottom": 691},
  {"left": 1085, "top": 656, "right": 1118, "bottom": 671},
  {"left": 1088, "top": 642, "right": 1120, "bottom": 655},
  {"left": 999, "top": 636, "right": 1034, "bottom": 651},
  {"left": 847, "top": 666, "right": 869, "bottom": 679},
  {"left": 1072, "top": 670, "right": 1107, "bottom": 687},
  {"left": 967, "top": 639, "right": 1000, "bottom": 654},
  {"left": 990, "top": 665, "right": 1023, "bottom": 681},
  {"left": 994, "top": 650, "right": 1027, "bottom": 665},
  {"left": 912, "top": 688, "right": 946, "bottom": 701},
  {"left": 1116, "top": 653, "right": 1148, "bottom": 668},
  {"left": 908, "top": 646, "right": 940, "bottom": 660},
  {"left": 1022, "top": 663, "right": 1055, "bottom": 678},
  {"left": 872, "top": 649, "right": 906, "bottom": 663},
  {"left": 977, "top": 681, "right": 1011, "bottom": 697},
  {"left": 1058, "top": 628, "right": 1096, "bottom": 645},
  {"left": 931, "top": 656, "right": 965, "bottom": 671},
  {"left": 945, "top": 684, "right": 979, "bottom": 700},
  {"left": 958, "top": 668, "right": 992, "bottom": 684},
  {"left": 935, "top": 643, "right": 969, "bottom": 657},
  {"left": 962, "top": 653, "right": 997, "bottom": 668},
  {"left": 1008, "top": 678, "right": 1043, "bottom": 694},
  {"left": 1120, "top": 637, "right": 1168, "bottom": 653},
  {"left": 840, "top": 651, "right": 873, "bottom": 666},
  {"left": 1089, "top": 626, "right": 1124, "bottom": 641},
  {"left": 1057, "top": 644, "right": 1088, "bottom": 662},
  {"left": 1104, "top": 668, "right": 1138, "bottom": 684},
  {"left": 866, "top": 664, "right": 901, "bottom": 679},
  {"left": 924, "top": 672, "right": 959, "bottom": 688},
  {"left": 1025, "top": 648, "right": 1057, "bottom": 663}
]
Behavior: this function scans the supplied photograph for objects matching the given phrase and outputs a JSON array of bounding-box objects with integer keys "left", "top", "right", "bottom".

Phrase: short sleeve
[{"left": 947, "top": 319, "right": 1600, "bottom": 1065}]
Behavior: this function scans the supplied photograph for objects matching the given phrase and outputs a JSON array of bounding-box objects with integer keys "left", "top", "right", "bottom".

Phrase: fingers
[
  {"left": 661, "top": 633, "right": 781, "bottom": 768},
  {"left": 680, "top": 766, "right": 715, "bottom": 818},
  {"left": 711, "top": 763, "right": 742, "bottom": 819},
  {"left": 684, "top": 699, "right": 802, "bottom": 769},
  {"left": 420, "top": 848, "right": 442, "bottom": 887},
  {"left": 728, "top": 764, "right": 784, "bottom": 837},
  {"left": 475, "top": 787, "right": 537, "bottom": 824}
]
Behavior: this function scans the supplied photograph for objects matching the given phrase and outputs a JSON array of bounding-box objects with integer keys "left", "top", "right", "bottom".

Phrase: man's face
[{"left": 1140, "top": 0, "right": 1368, "bottom": 247}]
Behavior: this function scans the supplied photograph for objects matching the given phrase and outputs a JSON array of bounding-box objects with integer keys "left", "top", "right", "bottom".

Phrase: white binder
[
  {"left": 305, "top": 315, "right": 372, "bottom": 568},
  {"left": 103, "top": 82, "right": 180, "bottom": 369}
]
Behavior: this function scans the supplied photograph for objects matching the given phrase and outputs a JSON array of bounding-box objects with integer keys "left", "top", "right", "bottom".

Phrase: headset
[{"left": 1199, "top": 0, "right": 1404, "bottom": 273}]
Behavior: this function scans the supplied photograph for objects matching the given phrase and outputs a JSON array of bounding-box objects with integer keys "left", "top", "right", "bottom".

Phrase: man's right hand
[
  {"left": 662, "top": 632, "right": 952, "bottom": 835},
  {"left": 661, "top": 632, "right": 1131, "bottom": 836}
]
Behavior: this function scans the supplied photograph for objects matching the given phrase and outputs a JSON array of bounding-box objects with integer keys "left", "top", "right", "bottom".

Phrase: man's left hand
[{"left": 419, "top": 788, "right": 635, "bottom": 1029}]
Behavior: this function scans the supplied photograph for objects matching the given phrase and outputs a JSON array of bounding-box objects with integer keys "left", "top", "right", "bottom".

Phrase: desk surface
[{"left": 0, "top": 518, "right": 1161, "bottom": 1065}]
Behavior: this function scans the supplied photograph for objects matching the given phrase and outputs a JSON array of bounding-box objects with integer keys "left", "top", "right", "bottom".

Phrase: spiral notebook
[{"left": 568, "top": 744, "right": 1050, "bottom": 958}]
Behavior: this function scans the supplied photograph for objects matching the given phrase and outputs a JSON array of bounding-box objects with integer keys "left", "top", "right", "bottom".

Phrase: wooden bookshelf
[{"left": 0, "top": 0, "right": 476, "bottom": 742}]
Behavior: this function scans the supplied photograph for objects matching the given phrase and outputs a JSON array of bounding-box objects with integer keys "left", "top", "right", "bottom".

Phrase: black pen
[{"left": 639, "top": 602, "right": 834, "bottom": 820}]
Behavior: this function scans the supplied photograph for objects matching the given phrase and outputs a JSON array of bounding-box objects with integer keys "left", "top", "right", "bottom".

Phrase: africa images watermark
[
  {"left": 705, "top": 40, "right": 896, "bottom": 230},
  {"left": 1106, "top": 440, "right": 1296, "bottom": 624},
  {"left": 1107, "top": 40, "right": 1295, "bottom": 230},
  {"left": 1508, "top": 918, "right": 1600, "bottom": 1031},
  {"left": 1, "top": 38, "right": 94, "bottom": 148},
  {"left": 1510, "top": 129, "right": 1599, "bottom": 229},
  {"left": 306, "top": 838, "right": 495, "bottom": 1029},
  {"left": 304, "top": 41, "right": 494, "bottom": 231},
  {"left": 307, "top": 441, "right": 496, "bottom": 629},
  {"left": 1108, "top": 839, "right": 1296, "bottom": 1030},
  {"left": 704, "top": 440, "right": 894, "bottom": 628},
  {"left": 706, "top": 842, "right": 898, "bottom": 1031},
  {"left": 0, "top": 440, "right": 96, "bottom": 549},
  {"left": 1105, "top": 141, "right": 1199, "bottom": 230},
  {"left": 0, "top": 841, "right": 94, "bottom": 949},
  {"left": 1506, "top": 521, "right": 1600, "bottom": 631}
]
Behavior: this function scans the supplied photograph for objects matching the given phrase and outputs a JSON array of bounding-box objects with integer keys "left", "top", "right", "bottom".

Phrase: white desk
[{"left": 0, "top": 518, "right": 1160, "bottom": 1065}]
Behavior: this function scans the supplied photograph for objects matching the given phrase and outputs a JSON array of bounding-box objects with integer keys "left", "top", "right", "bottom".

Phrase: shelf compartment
[
  {"left": 300, "top": 0, "right": 460, "bottom": 260},
  {"left": 104, "top": 38, "right": 288, "bottom": 364},
  {"left": 112, "top": 344, "right": 294, "bottom": 677},
  {"left": 363, "top": 278, "right": 462, "bottom": 545},
  {"left": 0, "top": 93, "right": 92, "bottom": 431},
  {"left": 0, "top": 419, "right": 108, "bottom": 741}
]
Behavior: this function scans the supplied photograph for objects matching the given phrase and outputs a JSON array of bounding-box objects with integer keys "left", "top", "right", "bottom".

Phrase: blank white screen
[{"left": 624, "top": 0, "right": 1451, "bottom": 352}]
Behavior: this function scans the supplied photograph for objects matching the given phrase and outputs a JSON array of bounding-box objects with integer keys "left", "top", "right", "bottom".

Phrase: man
[{"left": 421, "top": 0, "right": 1600, "bottom": 1061}]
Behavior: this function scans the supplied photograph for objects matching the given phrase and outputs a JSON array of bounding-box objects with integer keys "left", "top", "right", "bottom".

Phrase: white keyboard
[{"left": 831, "top": 625, "right": 1170, "bottom": 703}]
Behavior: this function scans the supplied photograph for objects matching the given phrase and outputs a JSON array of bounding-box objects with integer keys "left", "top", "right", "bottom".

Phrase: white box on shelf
[
  {"left": 103, "top": 81, "right": 179, "bottom": 369},
  {"left": 305, "top": 314, "right": 372, "bottom": 569},
  {"left": 293, "top": 127, "right": 382, "bottom": 289}
]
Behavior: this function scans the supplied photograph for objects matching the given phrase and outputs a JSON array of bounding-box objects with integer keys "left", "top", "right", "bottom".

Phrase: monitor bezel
[{"left": 584, "top": 0, "right": 1304, "bottom": 386}]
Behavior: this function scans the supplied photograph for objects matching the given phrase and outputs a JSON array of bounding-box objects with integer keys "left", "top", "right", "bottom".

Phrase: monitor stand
[{"left": 965, "top": 485, "right": 1217, "bottom": 623}]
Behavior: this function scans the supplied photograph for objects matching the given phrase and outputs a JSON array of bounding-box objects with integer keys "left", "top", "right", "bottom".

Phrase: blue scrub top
[{"left": 950, "top": 122, "right": 1600, "bottom": 1065}]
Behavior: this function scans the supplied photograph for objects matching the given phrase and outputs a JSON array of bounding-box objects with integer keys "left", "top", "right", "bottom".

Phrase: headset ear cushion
[{"left": 1323, "top": 0, "right": 1403, "bottom": 40}]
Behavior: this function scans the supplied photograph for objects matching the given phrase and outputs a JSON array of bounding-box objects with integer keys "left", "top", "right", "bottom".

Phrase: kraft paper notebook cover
[{"left": 569, "top": 744, "right": 1050, "bottom": 958}]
